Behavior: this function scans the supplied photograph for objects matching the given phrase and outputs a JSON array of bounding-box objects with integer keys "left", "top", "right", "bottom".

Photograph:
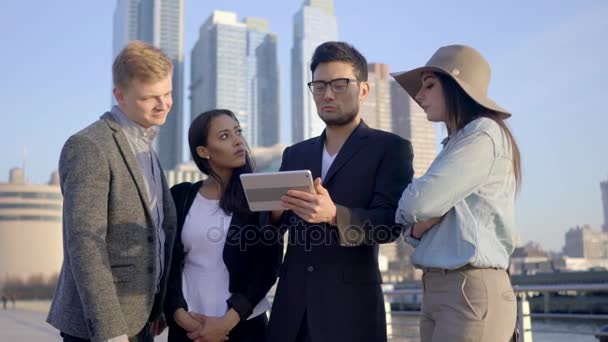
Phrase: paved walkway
[
  {"left": 0, "top": 309, "right": 60, "bottom": 341},
  {"left": 0, "top": 308, "right": 168, "bottom": 341}
]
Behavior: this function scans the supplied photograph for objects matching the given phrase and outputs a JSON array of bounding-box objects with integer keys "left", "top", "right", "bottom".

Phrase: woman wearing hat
[{"left": 392, "top": 45, "right": 520, "bottom": 341}]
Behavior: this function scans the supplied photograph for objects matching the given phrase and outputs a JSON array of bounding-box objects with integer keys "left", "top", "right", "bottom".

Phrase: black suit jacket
[
  {"left": 164, "top": 181, "right": 282, "bottom": 339},
  {"left": 267, "top": 121, "right": 414, "bottom": 342}
]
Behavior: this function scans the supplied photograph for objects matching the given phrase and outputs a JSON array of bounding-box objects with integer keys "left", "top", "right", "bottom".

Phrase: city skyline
[
  {"left": 4, "top": 166, "right": 606, "bottom": 257},
  {"left": 1, "top": 0, "right": 608, "bottom": 251},
  {"left": 190, "top": 11, "right": 250, "bottom": 143},
  {"left": 190, "top": 10, "right": 280, "bottom": 147}
]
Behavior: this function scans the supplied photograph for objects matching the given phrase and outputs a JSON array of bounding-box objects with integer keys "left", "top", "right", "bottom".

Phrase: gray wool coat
[{"left": 47, "top": 113, "right": 177, "bottom": 342}]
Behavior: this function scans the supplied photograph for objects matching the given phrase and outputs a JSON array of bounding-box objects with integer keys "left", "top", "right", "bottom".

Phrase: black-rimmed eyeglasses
[{"left": 307, "top": 78, "right": 360, "bottom": 95}]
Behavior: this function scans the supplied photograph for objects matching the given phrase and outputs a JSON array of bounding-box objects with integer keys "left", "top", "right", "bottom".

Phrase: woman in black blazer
[{"left": 164, "top": 109, "right": 282, "bottom": 342}]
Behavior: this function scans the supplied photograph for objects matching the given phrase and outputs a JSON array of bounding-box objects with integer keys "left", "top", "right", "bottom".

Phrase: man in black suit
[{"left": 267, "top": 42, "right": 414, "bottom": 342}]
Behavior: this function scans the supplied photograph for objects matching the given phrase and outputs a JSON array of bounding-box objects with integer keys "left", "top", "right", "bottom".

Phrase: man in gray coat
[{"left": 47, "top": 41, "right": 177, "bottom": 342}]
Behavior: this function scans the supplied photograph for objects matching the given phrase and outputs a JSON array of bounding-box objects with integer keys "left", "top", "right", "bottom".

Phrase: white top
[
  {"left": 181, "top": 192, "right": 270, "bottom": 319},
  {"left": 321, "top": 145, "right": 338, "bottom": 181}
]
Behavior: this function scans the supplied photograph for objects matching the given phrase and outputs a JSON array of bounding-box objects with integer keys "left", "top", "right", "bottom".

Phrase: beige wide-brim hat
[{"left": 391, "top": 44, "right": 511, "bottom": 119}]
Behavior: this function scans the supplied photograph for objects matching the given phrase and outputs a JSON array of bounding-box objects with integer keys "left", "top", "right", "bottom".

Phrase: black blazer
[
  {"left": 267, "top": 121, "right": 414, "bottom": 342},
  {"left": 164, "top": 181, "right": 282, "bottom": 333}
]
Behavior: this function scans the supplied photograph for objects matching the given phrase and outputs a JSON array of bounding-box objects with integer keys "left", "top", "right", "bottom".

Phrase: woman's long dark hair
[
  {"left": 436, "top": 72, "right": 522, "bottom": 191},
  {"left": 188, "top": 109, "right": 254, "bottom": 215}
]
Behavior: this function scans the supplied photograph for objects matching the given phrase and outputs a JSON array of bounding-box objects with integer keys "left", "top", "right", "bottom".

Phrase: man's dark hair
[{"left": 310, "top": 41, "right": 368, "bottom": 81}]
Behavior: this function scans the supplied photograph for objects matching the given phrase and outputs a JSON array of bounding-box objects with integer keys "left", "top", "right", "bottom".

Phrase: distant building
[
  {"left": 164, "top": 161, "right": 205, "bottom": 188},
  {"left": 362, "top": 63, "right": 392, "bottom": 132},
  {"left": 514, "top": 257, "right": 608, "bottom": 275},
  {"left": 556, "top": 257, "right": 608, "bottom": 271},
  {"left": 190, "top": 11, "right": 279, "bottom": 148},
  {"left": 390, "top": 81, "right": 437, "bottom": 177},
  {"left": 601, "top": 178, "right": 608, "bottom": 232},
  {"left": 512, "top": 241, "right": 550, "bottom": 258},
  {"left": 564, "top": 225, "right": 608, "bottom": 259},
  {"left": 112, "top": 0, "right": 140, "bottom": 61},
  {"left": 291, "top": 0, "right": 338, "bottom": 143},
  {"left": 0, "top": 168, "right": 63, "bottom": 281},
  {"left": 380, "top": 239, "right": 421, "bottom": 283},
  {"left": 245, "top": 17, "right": 280, "bottom": 147},
  {"left": 137, "top": 0, "right": 185, "bottom": 170},
  {"left": 190, "top": 11, "right": 247, "bottom": 141},
  {"left": 510, "top": 241, "right": 552, "bottom": 275},
  {"left": 111, "top": 0, "right": 140, "bottom": 106}
]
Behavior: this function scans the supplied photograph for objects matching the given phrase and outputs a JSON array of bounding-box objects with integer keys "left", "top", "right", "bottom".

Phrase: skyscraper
[
  {"left": 601, "top": 178, "right": 608, "bottom": 232},
  {"left": 564, "top": 225, "right": 608, "bottom": 259},
  {"left": 191, "top": 11, "right": 248, "bottom": 140},
  {"left": 362, "top": 63, "right": 392, "bottom": 132},
  {"left": 137, "top": 0, "right": 184, "bottom": 170},
  {"left": 112, "top": 0, "right": 139, "bottom": 59},
  {"left": 291, "top": 0, "right": 338, "bottom": 143},
  {"left": 391, "top": 80, "right": 437, "bottom": 177},
  {"left": 246, "top": 17, "right": 280, "bottom": 147},
  {"left": 111, "top": 0, "right": 141, "bottom": 105},
  {"left": 190, "top": 11, "right": 279, "bottom": 148},
  {"left": 112, "top": 0, "right": 140, "bottom": 60}
]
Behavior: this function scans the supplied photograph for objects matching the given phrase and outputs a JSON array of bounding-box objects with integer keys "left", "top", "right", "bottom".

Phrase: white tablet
[{"left": 240, "top": 170, "right": 315, "bottom": 211}]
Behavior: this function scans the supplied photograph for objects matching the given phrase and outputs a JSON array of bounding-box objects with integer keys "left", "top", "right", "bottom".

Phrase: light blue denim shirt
[{"left": 395, "top": 117, "right": 516, "bottom": 270}]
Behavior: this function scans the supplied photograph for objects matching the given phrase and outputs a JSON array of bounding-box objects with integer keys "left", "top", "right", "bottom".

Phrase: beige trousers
[{"left": 420, "top": 266, "right": 517, "bottom": 342}]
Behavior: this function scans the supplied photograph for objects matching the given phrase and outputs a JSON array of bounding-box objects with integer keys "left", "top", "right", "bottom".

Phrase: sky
[{"left": 1, "top": 0, "right": 607, "bottom": 251}]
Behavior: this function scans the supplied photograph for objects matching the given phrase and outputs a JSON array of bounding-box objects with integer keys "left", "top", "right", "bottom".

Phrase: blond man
[{"left": 47, "top": 40, "right": 178, "bottom": 342}]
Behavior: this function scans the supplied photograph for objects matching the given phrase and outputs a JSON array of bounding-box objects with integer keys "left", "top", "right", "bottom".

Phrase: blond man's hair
[{"left": 112, "top": 40, "right": 173, "bottom": 89}]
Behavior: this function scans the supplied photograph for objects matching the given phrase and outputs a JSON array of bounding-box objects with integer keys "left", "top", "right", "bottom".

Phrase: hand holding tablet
[{"left": 240, "top": 170, "right": 315, "bottom": 211}]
